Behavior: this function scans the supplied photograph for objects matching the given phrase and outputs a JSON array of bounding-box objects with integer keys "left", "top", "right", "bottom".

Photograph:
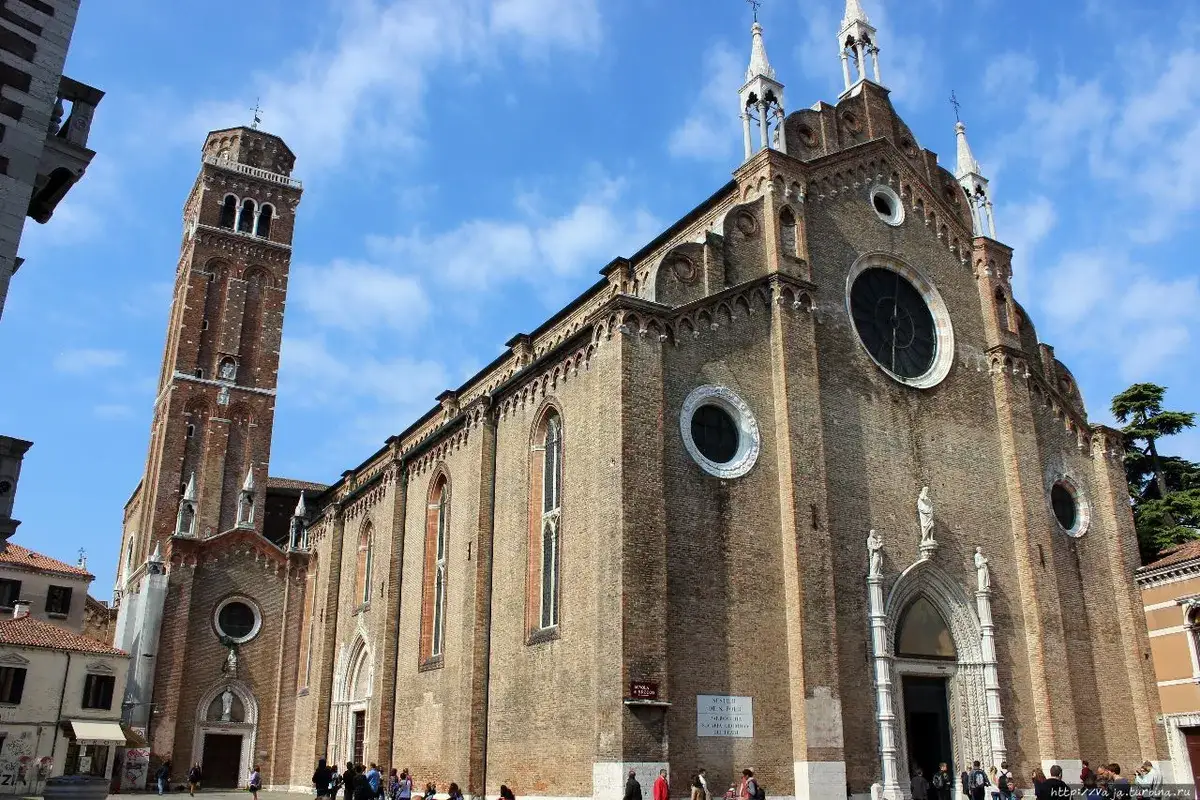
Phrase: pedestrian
[
  {"left": 314, "top": 759, "right": 332, "bottom": 798},
  {"left": 355, "top": 766, "right": 373, "bottom": 800},
  {"left": 188, "top": 764, "right": 202, "bottom": 797},
  {"left": 911, "top": 767, "right": 930, "bottom": 800},
  {"left": 1107, "top": 764, "right": 1130, "bottom": 800},
  {"left": 697, "top": 768, "right": 711, "bottom": 800},
  {"left": 447, "top": 783, "right": 464, "bottom": 800},
  {"left": 157, "top": 761, "right": 171, "bottom": 796},
  {"left": 653, "top": 769, "right": 669, "bottom": 800},
  {"left": 931, "top": 762, "right": 952, "bottom": 800},
  {"left": 343, "top": 763, "right": 357, "bottom": 800},
  {"left": 987, "top": 766, "right": 999, "bottom": 800},
  {"left": 399, "top": 771, "right": 413, "bottom": 800},
  {"left": 739, "top": 769, "right": 760, "bottom": 800},
  {"left": 1138, "top": 760, "right": 1163, "bottom": 792},
  {"left": 1079, "top": 762, "right": 1092, "bottom": 786},
  {"left": 691, "top": 773, "right": 704, "bottom": 800},
  {"left": 366, "top": 763, "right": 382, "bottom": 798},
  {"left": 1041, "top": 765, "right": 1068, "bottom": 799},
  {"left": 249, "top": 765, "right": 263, "bottom": 800},
  {"left": 997, "top": 762, "right": 1014, "bottom": 800},
  {"left": 623, "top": 771, "right": 643, "bottom": 800},
  {"left": 968, "top": 761, "right": 989, "bottom": 800},
  {"left": 424, "top": 782, "right": 437, "bottom": 800},
  {"left": 387, "top": 769, "right": 400, "bottom": 800},
  {"left": 1029, "top": 767, "right": 1045, "bottom": 800},
  {"left": 500, "top": 786, "right": 516, "bottom": 800}
]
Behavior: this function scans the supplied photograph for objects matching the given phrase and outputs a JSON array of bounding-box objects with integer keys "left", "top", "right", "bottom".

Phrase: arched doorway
[
  {"left": 331, "top": 637, "right": 372, "bottom": 766},
  {"left": 873, "top": 559, "right": 1004, "bottom": 798},
  {"left": 192, "top": 682, "right": 258, "bottom": 788}
]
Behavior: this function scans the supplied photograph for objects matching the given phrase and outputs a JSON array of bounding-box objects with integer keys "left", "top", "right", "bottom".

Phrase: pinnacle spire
[
  {"left": 843, "top": 0, "right": 869, "bottom": 26},
  {"left": 955, "top": 121, "right": 981, "bottom": 179},
  {"left": 746, "top": 21, "right": 775, "bottom": 83},
  {"left": 241, "top": 467, "right": 255, "bottom": 493},
  {"left": 182, "top": 472, "right": 197, "bottom": 502},
  {"left": 293, "top": 491, "right": 307, "bottom": 518}
]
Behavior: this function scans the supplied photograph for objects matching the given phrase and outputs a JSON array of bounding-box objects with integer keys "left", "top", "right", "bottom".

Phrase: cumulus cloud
[
  {"left": 54, "top": 348, "right": 127, "bottom": 375},
  {"left": 291, "top": 260, "right": 429, "bottom": 334},
  {"left": 179, "top": 0, "right": 603, "bottom": 171},
  {"left": 668, "top": 44, "right": 743, "bottom": 162}
]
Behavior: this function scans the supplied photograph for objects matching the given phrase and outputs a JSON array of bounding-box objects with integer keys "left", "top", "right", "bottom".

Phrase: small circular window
[
  {"left": 870, "top": 185, "right": 904, "bottom": 226},
  {"left": 214, "top": 597, "right": 261, "bottom": 643},
  {"left": 680, "top": 386, "right": 760, "bottom": 479},
  {"left": 1050, "top": 479, "right": 1088, "bottom": 537}
]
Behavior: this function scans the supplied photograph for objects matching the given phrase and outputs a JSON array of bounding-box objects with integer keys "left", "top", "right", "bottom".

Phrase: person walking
[
  {"left": 690, "top": 774, "right": 704, "bottom": 800},
  {"left": 911, "top": 768, "right": 930, "bottom": 800},
  {"left": 447, "top": 783, "right": 464, "bottom": 800},
  {"left": 697, "top": 768, "right": 711, "bottom": 800},
  {"left": 499, "top": 786, "right": 516, "bottom": 800},
  {"left": 1040, "top": 765, "right": 1069, "bottom": 799},
  {"left": 187, "top": 764, "right": 202, "bottom": 797},
  {"left": 398, "top": 770, "right": 413, "bottom": 800},
  {"left": 653, "top": 769, "right": 669, "bottom": 800},
  {"left": 968, "top": 761, "right": 989, "bottom": 800},
  {"left": 930, "top": 762, "right": 952, "bottom": 800},
  {"left": 156, "top": 762, "right": 171, "bottom": 796},
  {"left": 343, "top": 763, "right": 357, "bottom": 800},
  {"left": 996, "top": 762, "right": 1014, "bottom": 800},
  {"left": 739, "top": 770, "right": 760, "bottom": 800},
  {"left": 314, "top": 759, "right": 332, "bottom": 798},
  {"left": 249, "top": 765, "right": 263, "bottom": 800},
  {"left": 424, "top": 782, "right": 437, "bottom": 800},
  {"left": 366, "top": 764, "right": 382, "bottom": 799},
  {"left": 1138, "top": 760, "right": 1163, "bottom": 792}
]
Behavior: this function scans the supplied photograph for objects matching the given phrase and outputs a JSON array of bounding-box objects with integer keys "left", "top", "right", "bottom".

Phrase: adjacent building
[
  {"left": 0, "top": 0, "right": 102, "bottom": 321},
  {"left": 112, "top": 3, "right": 1166, "bottom": 799},
  {"left": 1138, "top": 541, "right": 1200, "bottom": 787}
]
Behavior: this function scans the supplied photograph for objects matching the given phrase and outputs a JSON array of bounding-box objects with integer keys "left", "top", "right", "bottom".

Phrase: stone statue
[
  {"left": 917, "top": 486, "right": 935, "bottom": 545},
  {"left": 219, "top": 360, "right": 236, "bottom": 380},
  {"left": 974, "top": 547, "right": 990, "bottom": 592},
  {"left": 220, "top": 688, "right": 234, "bottom": 722},
  {"left": 867, "top": 530, "right": 884, "bottom": 578},
  {"left": 224, "top": 646, "right": 238, "bottom": 677}
]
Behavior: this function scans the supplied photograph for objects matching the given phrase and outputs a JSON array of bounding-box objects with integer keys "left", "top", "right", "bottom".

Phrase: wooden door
[
  {"left": 201, "top": 734, "right": 243, "bottom": 788},
  {"left": 352, "top": 711, "right": 366, "bottom": 766}
]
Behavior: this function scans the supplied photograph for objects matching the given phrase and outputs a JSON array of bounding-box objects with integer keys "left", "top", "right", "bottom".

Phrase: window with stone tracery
[
  {"left": 421, "top": 474, "right": 449, "bottom": 665},
  {"left": 355, "top": 523, "right": 372, "bottom": 605},
  {"left": 527, "top": 408, "right": 563, "bottom": 639}
]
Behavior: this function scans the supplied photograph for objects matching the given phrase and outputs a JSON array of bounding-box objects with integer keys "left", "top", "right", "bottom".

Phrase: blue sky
[{"left": 3, "top": 0, "right": 1198, "bottom": 592}]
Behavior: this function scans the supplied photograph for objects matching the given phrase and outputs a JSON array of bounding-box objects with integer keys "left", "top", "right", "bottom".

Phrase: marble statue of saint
[
  {"left": 219, "top": 360, "right": 236, "bottom": 381},
  {"left": 224, "top": 646, "right": 238, "bottom": 677},
  {"left": 220, "top": 688, "right": 234, "bottom": 722},
  {"left": 974, "top": 547, "right": 990, "bottom": 592},
  {"left": 917, "top": 486, "right": 935, "bottom": 545},
  {"left": 867, "top": 530, "right": 884, "bottom": 578}
]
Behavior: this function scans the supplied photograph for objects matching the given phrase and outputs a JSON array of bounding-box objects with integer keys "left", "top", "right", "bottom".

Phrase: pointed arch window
[
  {"left": 527, "top": 408, "right": 563, "bottom": 639},
  {"left": 779, "top": 207, "right": 797, "bottom": 258},
  {"left": 355, "top": 524, "right": 373, "bottom": 605},
  {"left": 421, "top": 475, "right": 449, "bottom": 666},
  {"left": 994, "top": 287, "right": 1011, "bottom": 333},
  {"left": 895, "top": 596, "right": 956, "bottom": 660},
  {"left": 237, "top": 198, "right": 256, "bottom": 233},
  {"left": 299, "top": 560, "right": 317, "bottom": 688},
  {"left": 256, "top": 204, "right": 273, "bottom": 239},
  {"left": 219, "top": 195, "right": 237, "bottom": 229}
]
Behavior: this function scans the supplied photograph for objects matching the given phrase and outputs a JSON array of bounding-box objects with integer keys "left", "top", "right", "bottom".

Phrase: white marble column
[
  {"left": 974, "top": 568, "right": 1007, "bottom": 768},
  {"left": 868, "top": 549, "right": 903, "bottom": 800}
]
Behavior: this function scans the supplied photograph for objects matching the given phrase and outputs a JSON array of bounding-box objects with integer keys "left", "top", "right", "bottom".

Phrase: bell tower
[{"left": 119, "top": 127, "right": 303, "bottom": 579}]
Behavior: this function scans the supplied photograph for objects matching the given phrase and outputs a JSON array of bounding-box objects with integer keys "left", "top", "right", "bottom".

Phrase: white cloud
[
  {"left": 369, "top": 172, "right": 660, "bottom": 290},
  {"left": 292, "top": 259, "right": 429, "bottom": 334},
  {"left": 54, "top": 348, "right": 127, "bottom": 375},
  {"left": 982, "top": 53, "right": 1036, "bottom": 97},
  {"left": 668, "top": 44, "right": 743, "bottom": 161},
  {"left": 998, "top": 195, "right": 1056, "bottom": 299},
  {"left": 93, "top": 404, "right": 134, "bottom": 420},
  {"left": 180, "top": 0, "right": 604, "bottom": 171}
]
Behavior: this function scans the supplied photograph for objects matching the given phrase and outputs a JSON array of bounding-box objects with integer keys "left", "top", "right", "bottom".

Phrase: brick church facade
[{"left": 112, "top": 4, "right": 1168, "bottom": 799}]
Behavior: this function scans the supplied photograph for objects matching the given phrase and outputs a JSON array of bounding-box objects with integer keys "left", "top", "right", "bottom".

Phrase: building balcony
[{"left": 27, "top": 76, "right": 105, "bottom": 224}]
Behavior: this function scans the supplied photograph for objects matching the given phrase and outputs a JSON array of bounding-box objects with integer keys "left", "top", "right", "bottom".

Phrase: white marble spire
[
  {"left": 182, "top": 472, "right": 197, "bottom": 501},
  {"left": 746, "top": 21, "right": 775, "bottom": 82},
  {"left": 739, "top": 18, "right": 786, "bottom": 161},
  {"left": 843, "top": 0, "right": 870, "bottom": 26},
  {"left": 241, "top": 467, "right": 255, "bottom": 492},
  {"left": 838, "top": 0, "right": 881, "bottom": 92},
  {"left": 955, "top": 121, "right": 981, "bottom": 179},
  {"left": 954, "top": 120, "right": 996, "bottom": 239},
  {"left": 293, "top": 491, "right": 307, "bottom": 518}
]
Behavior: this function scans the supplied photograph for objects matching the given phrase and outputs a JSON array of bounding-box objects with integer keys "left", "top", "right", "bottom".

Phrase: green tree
[{"left": 1111, "top": 383, "right": 1200, "bottom": 562}]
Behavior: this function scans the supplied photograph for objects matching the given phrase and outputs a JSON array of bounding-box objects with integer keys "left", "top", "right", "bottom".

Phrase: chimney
[{"left": 12, "top": 600, "right": 29, "bottom": 619}]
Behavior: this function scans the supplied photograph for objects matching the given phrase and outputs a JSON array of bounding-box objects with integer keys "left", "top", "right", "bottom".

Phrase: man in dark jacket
[
  {"left": 624, "top": 769, "right": 643, "bottom": 800},
  {"left": 342, "top": 763, "right": 357, "bottom": 800},
  {"left": 1041, "top": 765, "right": 1070, "bottom": 798}
]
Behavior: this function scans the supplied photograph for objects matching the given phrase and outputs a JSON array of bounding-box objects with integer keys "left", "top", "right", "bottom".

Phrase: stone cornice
[{"left": 1137, "top": 558, "right": 1200, "bottom": 588}]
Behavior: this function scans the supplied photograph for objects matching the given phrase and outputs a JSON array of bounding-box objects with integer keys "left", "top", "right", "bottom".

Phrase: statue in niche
[
  {"left": 917, "top": 486, "right": 935, "bottom": 546},
  {"left": 866, "top": 530, "right": 883, "bottom": 578},
  {"left": 974, "top": 547, "right": 990, "bottom": 592},
  {"left": 222, "top": 646, "right": 238, "bottom": 677},
  {"left": 219, "top": 360, "right": 237, "bottom": 381},
  {"left": 220, "top": 688, "right": 234, "bottom": 722}
]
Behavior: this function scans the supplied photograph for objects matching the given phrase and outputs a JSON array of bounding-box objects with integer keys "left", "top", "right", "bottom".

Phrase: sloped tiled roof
[
  {"left": 0, "top": 615, "right": 126, "bottom": 655},
  {"left": 0, "top": 542, "right": 92, "bottom": 578},
  {"left": 267, "top": 476, "right": 328, "bottom": 493},
  {"left": 1143, "top": 540, "right": 1200, "bottom": 571}
]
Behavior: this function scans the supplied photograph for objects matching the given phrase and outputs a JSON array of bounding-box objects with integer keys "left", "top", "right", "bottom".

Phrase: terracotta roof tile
[
  {"left": 266, "top": 476, "right": 328, "bottom": 493},
  {"left": 0, "top": 616, "right": 126, "bottom": 655},
  {"left": 1142, "top": 539, "right": 1200, "bottom": 571},
  {"left": 0, "top": 542, "right": 92, "bottom": 578}
]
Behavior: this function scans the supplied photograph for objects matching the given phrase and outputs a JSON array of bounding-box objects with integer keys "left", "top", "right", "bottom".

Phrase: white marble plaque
[{"left": 697, "top": 695, "right": 753, "bottom": 738}]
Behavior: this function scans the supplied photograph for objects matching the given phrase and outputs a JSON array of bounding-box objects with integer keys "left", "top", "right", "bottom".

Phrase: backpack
[
  {"left": 931, "top": 772, "right": 945, "bottom": 790},
  {"left": 997, "top": 772, "right": 1011, "bottom": 793},
  {"left": 972, "top": 770, "right": 988, "bottom": 789},
  {"left": 751, "top": 780, "right": 765, "bottom": 800}
]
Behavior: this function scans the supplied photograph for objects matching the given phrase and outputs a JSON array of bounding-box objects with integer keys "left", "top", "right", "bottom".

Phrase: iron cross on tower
[
  {"left": 949, "top": 90, "right": 962, "bottom": 122},
  {"left": 251, "top": 97, "right": 262, "bottom": 129},
  {"left": 747, "top": 0, "right": 761, "bottom": 22}
]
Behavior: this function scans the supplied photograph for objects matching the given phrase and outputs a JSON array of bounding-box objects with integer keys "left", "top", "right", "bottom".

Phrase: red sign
[{"left": 630, "top": 681, "right": 659, "bottom": 701}]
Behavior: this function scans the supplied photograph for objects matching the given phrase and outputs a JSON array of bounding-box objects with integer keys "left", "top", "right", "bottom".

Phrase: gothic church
[{"left": 112, "top": 3, "right": 1167, "bottom": 799}]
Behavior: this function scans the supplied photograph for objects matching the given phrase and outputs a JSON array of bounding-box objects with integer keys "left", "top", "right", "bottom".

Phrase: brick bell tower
[{"left": 113, "top": 127, "right": 303, "bottom": 758}]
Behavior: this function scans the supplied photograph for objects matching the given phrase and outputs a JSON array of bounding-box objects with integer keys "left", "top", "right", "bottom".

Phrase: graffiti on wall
[
  {"left": 0, "top": 731, "right": 51, "bottom": 793},
  {"left": 120, "top": 747, "right": 149, "bottom": 792}
]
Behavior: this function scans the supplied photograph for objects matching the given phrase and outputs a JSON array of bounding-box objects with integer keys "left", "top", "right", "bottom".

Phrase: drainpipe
[{"left": 51, "top": 652, "right": 73, "bottom": 775}]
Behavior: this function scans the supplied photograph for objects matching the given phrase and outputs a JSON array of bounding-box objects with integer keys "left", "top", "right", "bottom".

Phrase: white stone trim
[
  {"left": 679, "top": 385, "right": 761, "bottom": 479},
  {"left": 1163, "top": 712, "right": 1200, "bottom": 786},
  {"left": 213, "top": 596, "right": 263, "bottom": 644},
  {"left": 870, "top": 185, "right": 904, "bottom": 226},
  {"left": 794, "top": 761, "right": 846, "bottom": 800},
  {"left": 1156, "top": 678, "right": 1198, "bottom": 687},
  {"left": 1149, "top": 625, "right": 1186, "bottom": 637},
  {"left": 1146, "top": 600, "right": 1182, "bottom": 612},
  {"left": 330, "top": 635, "right": 374, "bottom": 766},
  {"left": 192, "top": 680, "right": 258, "bottom": 789},
  {"left": 844, "top": 253, "right": 955, "bottom": 390},
  {"left": 1048, "top": 475, "right": 1090, "bottom": 538}
]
